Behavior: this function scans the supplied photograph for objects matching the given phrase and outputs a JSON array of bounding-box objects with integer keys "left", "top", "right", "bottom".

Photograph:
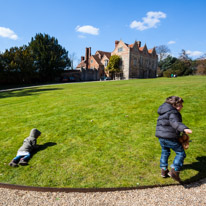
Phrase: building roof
[
  {"left": 92, "top": 54, "right": 103, "bottom": 65},
  {"left": 103, "top": 52, "right": 111, "bottom": 59},
  {"left": 148, "top": 49, "right": 153, "bottom": 54},
  {"left": 95, "top": 51, "right": 111, "bottom": 58},
  {"left": 123, "top": 41, "right": 155, "bottom": 55},
  {"left": 76, "top": 61, "right": 86, "bottom": 68},
  {"left": 77, "top": 40, "right": 157, "bottom": 69},
  {"left": 139, "top": 46, "right": 144, "bottom": 51},
  {"left": 129, "top": 44, "right": 134, "bottom": 48}
]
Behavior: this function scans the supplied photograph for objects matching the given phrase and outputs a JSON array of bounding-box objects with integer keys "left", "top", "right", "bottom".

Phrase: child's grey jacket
[
  {"left": 18, "top": 129, "right": 41, "bottom": 153},
  {"left": 155, "top": 103, "right": 188, "bottom": 139}
]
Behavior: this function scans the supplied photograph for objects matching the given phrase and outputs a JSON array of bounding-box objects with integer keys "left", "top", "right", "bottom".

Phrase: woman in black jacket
[{"left": 155, "top": 96, "right": 192, "bottom": 182}]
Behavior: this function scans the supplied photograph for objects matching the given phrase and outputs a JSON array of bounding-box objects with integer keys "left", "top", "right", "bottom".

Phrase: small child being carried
[{"left": 9, "top": 128, "right": 41, "bottom": 167}]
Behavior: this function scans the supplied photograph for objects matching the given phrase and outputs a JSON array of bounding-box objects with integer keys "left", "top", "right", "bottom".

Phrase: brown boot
[
  {"left": 168, "top": 168, "right": 181, "bottom": 183},
  {"left": 161, "top": 169, "right": 169, "bottom": 178}
]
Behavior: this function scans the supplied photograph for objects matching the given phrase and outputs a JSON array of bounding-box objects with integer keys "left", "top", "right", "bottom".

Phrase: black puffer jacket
[{"left": 155, "top": 103, "right": 188, "bottom": 139}]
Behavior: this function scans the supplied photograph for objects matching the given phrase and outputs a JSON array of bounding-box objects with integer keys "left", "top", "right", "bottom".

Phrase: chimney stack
[
  {"left": 88, "top": 47, "right": 91, "bottom": 58},
  {"left": 115, "top": 40, "right": 119, "bottom": 48},
  {"left": 85, "top": 47, "right": 89, "bottom": 69},
  {"left": 137, "top": 41, "right": 141, "bottom": 47},
  {"left": 85, "top": 47, "right": 89, "bottom": 61}
]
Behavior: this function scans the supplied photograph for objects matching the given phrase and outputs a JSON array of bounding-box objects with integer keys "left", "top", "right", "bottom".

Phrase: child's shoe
[
  {"left": 161, "top": 168, "right": 169, "bottom": 178},
  {"left": 9, "top": 160, "right": 18, "bottom": 167},
  {"left": 168, "top": 168, "right": 182, "bottom": 183},
  {"left": 19, "top": 158, "right": 28, "bottom": 166}
]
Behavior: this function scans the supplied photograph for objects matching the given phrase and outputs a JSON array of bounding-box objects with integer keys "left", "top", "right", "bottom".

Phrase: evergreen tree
[
  {"left": 29, "top": 33, "right": 71, "bottom": 82},
  {"left": 14, "top": 45, "right": 36, "bottom": 83},
  {"left": 1, "top": 47, "right": 20, "bottom": 84},
  {"left": 158, "top": 55, "right": 177, "bottom": 71}
]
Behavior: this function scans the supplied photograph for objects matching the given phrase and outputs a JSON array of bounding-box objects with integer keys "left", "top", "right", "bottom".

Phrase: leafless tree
[
  {"left": 69, "top": 52, "right": 77, "bottom": 69},
  {"left": 179, "top": 49, "right": 190, "bottom": 60},
  {"left": 197, "top": 53, "right": 206, "bottom": 60},
  {"left": 155, "top": 45, "right": 171, "bottom": 61}
]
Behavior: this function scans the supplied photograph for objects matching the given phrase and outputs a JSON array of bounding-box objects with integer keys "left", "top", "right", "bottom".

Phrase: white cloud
[
  {"left": 186, "top": 50, "right": 204, "bottom": 57},
  {"left": 168, "top": 41, "right": 176, "bottom": 45},
  {"left": 75, "top": 25, "right": 99, "bottom": 35},
  {"left": 0, "top": 27, "right": 18, "bottom": 40},
  {"left": 130, "top": 11, "right": 166, "bottom": 31}
]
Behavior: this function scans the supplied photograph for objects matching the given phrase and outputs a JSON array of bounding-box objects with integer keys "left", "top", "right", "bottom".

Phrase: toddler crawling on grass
[{"left": 9, "top": 128, "right": 41, "bottom": 167}]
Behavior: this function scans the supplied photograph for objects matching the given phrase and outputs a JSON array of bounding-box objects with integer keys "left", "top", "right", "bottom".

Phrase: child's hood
[
  {"left": 157, "top": 102, "right": 176, "bottom": 115},
  {"left": 29, "top": 128, "right": 41, "bottom": 139}
]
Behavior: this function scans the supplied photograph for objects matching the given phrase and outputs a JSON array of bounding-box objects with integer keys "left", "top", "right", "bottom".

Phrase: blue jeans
[
  {"left": 13, "top": 154, "right": 31, "bottom": 163},
  {"left": 159, "top": 138, "right": 186, "bottom": 171}
]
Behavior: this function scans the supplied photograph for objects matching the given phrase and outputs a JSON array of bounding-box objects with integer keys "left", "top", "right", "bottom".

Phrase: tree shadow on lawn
[
  {"left": 182, "top": 156, "right": 206, "bottom": 188},
  {"left": 31, "top": 142, "right": 57, "bottom": 158},
  {"left": 0, "top": 87, "right": 63, "bottom": 99}
]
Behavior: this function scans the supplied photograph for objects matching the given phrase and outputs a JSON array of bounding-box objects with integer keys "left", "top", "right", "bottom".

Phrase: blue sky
[{"left": 1, "top": 0, "right": 206, "bottom": 66}]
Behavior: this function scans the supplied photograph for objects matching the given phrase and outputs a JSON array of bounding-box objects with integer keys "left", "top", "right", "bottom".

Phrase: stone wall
[
  {"left": 129, "top": 46, "right": 157, "bottom": 78},
  {"left": 78, "top": 68, "right": 100, "bottom": 81}
]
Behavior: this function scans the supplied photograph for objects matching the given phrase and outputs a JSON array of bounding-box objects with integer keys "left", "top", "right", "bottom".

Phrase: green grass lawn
[{"left": 0, "top": 76, "right": 206, "bottom": 188}]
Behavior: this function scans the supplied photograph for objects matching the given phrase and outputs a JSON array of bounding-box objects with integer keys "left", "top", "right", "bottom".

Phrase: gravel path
[{"left": 0, "top": 179, "right": 206, "bottom": 206}]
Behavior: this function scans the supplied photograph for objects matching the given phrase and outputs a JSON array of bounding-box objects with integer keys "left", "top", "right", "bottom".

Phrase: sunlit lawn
[{"left": 0, "top": 76, "right": 205, "bottom": 188}]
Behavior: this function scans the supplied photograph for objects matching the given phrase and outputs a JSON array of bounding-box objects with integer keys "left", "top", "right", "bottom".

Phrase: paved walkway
[{"left": 0, "top": 178, "right": 206, "bottom": 206}]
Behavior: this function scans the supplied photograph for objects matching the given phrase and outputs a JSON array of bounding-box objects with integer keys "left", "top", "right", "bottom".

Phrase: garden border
[{"left": 0, "top": 182, "right": 180, "bottom": 193}]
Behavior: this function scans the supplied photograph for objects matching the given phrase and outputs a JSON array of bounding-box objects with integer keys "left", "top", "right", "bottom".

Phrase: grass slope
[{"left": 0, "top": 76, "right": 206, "bottom": 188}]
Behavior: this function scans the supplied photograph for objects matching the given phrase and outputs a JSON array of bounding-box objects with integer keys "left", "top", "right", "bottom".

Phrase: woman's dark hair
[{"left": 165, "top": 96, "right": 184, "bottom": 107}]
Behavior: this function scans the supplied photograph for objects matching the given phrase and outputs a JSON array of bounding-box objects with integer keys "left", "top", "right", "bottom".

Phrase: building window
[
  {"left": 140, "top": 56, "right": 143, "bottom": 64},
  {"left": 133, "top": 58, "right": 137, "bottom": 66},
  {"left": 91, "top": 60, "right": 93, "bottom": 63},
  {"left": 119, "top": 58, "right": 122, "bottom": 66},
  {"left": 104, "top": 60, "right": 108, "bottom": 66},
  {"left": 118, "top": 47, "right": 123, "bottom": 52}
]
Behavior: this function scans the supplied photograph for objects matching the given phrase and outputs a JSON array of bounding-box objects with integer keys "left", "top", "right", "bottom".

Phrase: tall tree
[
  {"left": 195, "top": 59, "right": 206, "bottom": 75},
  {"left": 29, "top": 33, "right": 71, "bottom": 82},
  {"left": 170, "top": 59, "right": 193, "bottom": 76},
  {"left": 0, "top": 53, "right": 4, "bottom": 84},
  {"left": 158, "top": 55, "right": 177, "bottom": 71},
  {"left": 69, "top": 52, "right": 77, "bottom": 70},
  {"left": 179, "top": 49, "right": 190, "bottom": 61},
  {"left": 1, "top": 47, "right": 21, "bottom": 84},
  {"left": 1, "top": 46, "right": 36, "bottom": 84},
  {"left": 0, "top": 52, "right": 3, "bottom": 71},
  {"left": 155, "top": 45, "right": 171, "bottom": 61},
  {"left": 13, "top": 45, "right": 36, "bottom": 83}
]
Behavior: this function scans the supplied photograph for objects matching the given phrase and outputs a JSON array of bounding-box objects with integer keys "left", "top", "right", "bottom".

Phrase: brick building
[
  {"left": 76, "top": 47, "right": 110, "bottom": 80},
  {"left": 76, "top": 40, "right": 158, "bottom": 80}
]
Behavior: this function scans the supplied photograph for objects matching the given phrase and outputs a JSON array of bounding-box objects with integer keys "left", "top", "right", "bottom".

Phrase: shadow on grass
[
  {"left": 31, "top": 142, "right": 57, "bottom": 158},
  {"left": 182, "top": 156, "right": 206, "bottom": 188},
  {"left": 0, "top": 88, "right": 63, "bottom": 98}
]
